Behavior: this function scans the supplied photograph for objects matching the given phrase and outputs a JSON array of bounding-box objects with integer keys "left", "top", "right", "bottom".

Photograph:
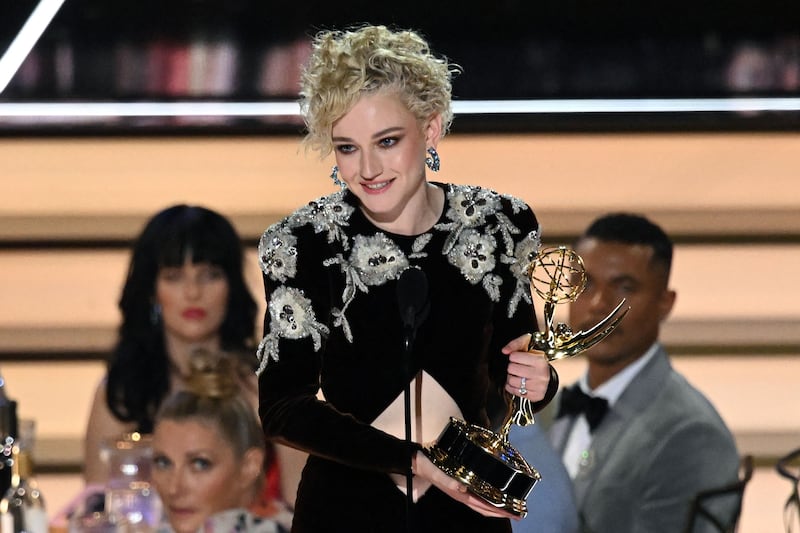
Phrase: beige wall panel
[
  {"left": 443, "top": 133, "right": 800, "bottom": 211},
  {"left": 0, "top": 250, "right": 127, "bottom": 327},
  {"left": 672, "top": 244, "right": 800, "bottom": 320},
  {"left": 2, "top": 133, "right": 799, "bottom": 218},
  {"left": 0, "top": 249, "right": 266, "bottom": 329},
  {"left": 2, "top": 137, "right": 330, "bottom": 217},
  {"left": 1, "top": 246, "right": 798, "bottom": 327},
  {"left": 1, "top": 361, "right": 105, "bottom": 439}
]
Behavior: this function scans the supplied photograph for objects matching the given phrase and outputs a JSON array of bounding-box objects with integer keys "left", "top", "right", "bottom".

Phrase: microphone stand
[
  {"left": 396, "top": 267, "right": 429, "bottom": 533},
  {"left": 401, "top": 319, "right": 415, "bottom": 533}
]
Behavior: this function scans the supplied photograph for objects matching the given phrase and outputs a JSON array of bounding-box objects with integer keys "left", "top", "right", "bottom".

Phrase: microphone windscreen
[{"left": 396, "top": 267, "right": 429, "bottom": 329}]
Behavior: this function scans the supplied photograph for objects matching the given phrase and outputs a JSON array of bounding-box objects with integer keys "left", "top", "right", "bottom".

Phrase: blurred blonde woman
[{"left": 152, "top": 348, "right": 291, "bottom": 533}]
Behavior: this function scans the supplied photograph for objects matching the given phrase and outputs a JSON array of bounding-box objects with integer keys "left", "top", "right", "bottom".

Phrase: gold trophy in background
[{"left": 424, "top": 246, "right": 629, "bottom": 517}]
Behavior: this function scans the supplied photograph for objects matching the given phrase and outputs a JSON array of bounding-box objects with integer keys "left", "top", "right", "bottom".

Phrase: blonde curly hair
[{"left": 299, "top": 25, "right": 458, "bottom": 156}]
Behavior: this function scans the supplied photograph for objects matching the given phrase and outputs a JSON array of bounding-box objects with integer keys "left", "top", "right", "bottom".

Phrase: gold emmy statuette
[{"left": 424, "top": 246, "right": 628, "bottom": 518}]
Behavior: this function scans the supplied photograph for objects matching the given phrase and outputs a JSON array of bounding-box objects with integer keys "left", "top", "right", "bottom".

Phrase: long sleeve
[
  {"left": 257, "top": 212, "right": 419, "bottom": 474},
  {"left": 255, "top": 185, "right": 546, "bottom": 476}
]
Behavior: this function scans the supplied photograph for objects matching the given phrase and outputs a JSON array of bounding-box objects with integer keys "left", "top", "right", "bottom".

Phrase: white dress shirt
[{"left": 562, "top": 342, "right": 660, "bottom": 478}]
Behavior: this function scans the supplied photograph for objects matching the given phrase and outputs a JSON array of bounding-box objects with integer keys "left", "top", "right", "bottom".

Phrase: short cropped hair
[
  {"left": 299, "top": 24, "right": 458, "bottom": 156},
  {"left": 579, "top": 212, "right": 673, "bottom": 281}
]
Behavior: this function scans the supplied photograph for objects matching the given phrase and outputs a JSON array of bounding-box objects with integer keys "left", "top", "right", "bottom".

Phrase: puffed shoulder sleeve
[{"left": 256, "top": 208, "right": 420, "bottom": 474}]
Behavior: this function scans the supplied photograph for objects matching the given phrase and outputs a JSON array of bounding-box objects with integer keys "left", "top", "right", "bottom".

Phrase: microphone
[{"left": 396, "top": 267, "right": 430, "bottom": 348}]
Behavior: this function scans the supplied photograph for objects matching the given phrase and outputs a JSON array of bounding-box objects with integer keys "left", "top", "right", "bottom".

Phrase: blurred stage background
[{"left": 2, "top": 2, "right": 799, "bottom": 531}]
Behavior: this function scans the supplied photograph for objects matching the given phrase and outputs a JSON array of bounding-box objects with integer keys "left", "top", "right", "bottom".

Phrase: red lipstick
[{"left": 181, "top": 308, "right": 207, "bottom": 319}]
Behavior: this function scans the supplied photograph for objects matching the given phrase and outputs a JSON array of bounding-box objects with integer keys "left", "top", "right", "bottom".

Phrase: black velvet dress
[{"left": 256, "top": 182, "right": 541, "bottom": 533}]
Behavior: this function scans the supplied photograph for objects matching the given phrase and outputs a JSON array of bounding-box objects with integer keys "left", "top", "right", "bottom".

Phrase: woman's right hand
[{"left": 412, "top": 451, "right": 520, "bottom": 520}]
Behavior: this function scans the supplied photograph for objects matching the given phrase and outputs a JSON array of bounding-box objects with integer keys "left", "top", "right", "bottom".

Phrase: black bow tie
[{"left": 556, "top": 385, "right": 609, "bottom": 432}]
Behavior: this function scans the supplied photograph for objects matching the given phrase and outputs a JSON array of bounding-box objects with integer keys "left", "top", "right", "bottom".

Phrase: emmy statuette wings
[
  {"left": 498, "top": 246, "right": 629, "bottom": 438},
  {"left": 424, "top": 246, "right": 629, "bottom": 518}
]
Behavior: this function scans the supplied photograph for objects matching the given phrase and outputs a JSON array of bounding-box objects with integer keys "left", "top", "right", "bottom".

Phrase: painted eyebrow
[{"left": 332, "top": 126, "right": 405, "bottom": 143}]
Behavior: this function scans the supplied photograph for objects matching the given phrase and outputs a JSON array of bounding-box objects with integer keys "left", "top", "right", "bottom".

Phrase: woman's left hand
[
  {"left": 413, "top": 451, "right": 521, "bottom": 520},
  {"left": 501, "top": 333, "right": 551, "bottom": 401}
]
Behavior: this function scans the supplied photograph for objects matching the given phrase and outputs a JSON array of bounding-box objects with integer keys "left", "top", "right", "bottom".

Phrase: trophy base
[{"left": 423, "top": 417, "right": 540, "bottom": 518}]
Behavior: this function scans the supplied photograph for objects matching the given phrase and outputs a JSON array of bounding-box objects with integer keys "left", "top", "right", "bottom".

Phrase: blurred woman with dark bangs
[{"left": 83, "top": 204, "right": 258, "bottom": 484}]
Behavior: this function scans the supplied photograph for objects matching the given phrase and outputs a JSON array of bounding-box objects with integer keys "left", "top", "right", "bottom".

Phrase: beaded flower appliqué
[
  {"left": 258, "top": 225, "right": 298, "bottom": 283},
  {"left": 324, "top": 233, "right": 409, "bottom": 342},
  {"left": 256, "top": 184, "right": 539, "bottom": 372},
  {"left": 256, "top": 286, "right": 330, "bottom": 374}
]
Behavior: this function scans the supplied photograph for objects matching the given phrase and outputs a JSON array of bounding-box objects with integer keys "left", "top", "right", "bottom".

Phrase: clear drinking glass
[{"left": 101, "top": 433, "right": 162, "bottom": 532}]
